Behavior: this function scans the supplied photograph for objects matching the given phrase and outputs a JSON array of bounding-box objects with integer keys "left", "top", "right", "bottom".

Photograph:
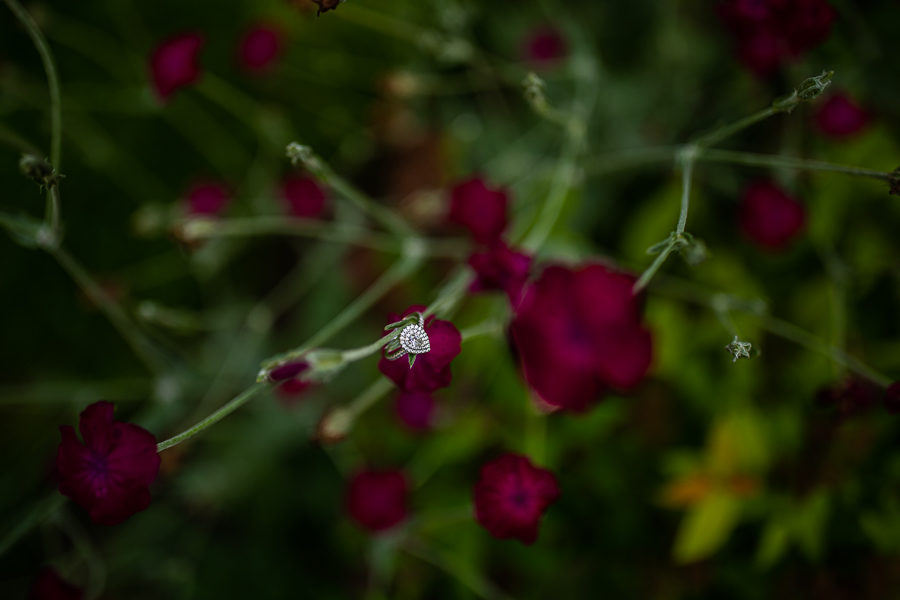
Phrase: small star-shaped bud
[{"left": 725, "top": 336, "right": 752, "bottom": 363}]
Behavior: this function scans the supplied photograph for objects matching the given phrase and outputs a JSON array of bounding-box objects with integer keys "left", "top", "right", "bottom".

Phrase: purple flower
[
  {"left": 448, "top": 177, "right": 508, "bottom": 244},
  {"left": 237, "top": 24, "right": 284, "bottom": 73},
  {"left": 473, "top": 453, "right": 559, "bottom": 545},
  {"left": 468, "top": 242, "right": 533, "bottom": 307},
  {"left": 510, "top": 264, "right": 652, "bottom": 411},
  {"left": 56, "top": 402, "right": 160, "bottom": 525},
  {"left": 394, "top": 391, "right": 435, "bottom": 430},
  {"left": 29, "top": 568, "right": 82, "bottom": 600},
  {"left": 815, "top": 93, "right": 869, "bottom": 139},
  {"left": 185, "top": 180, "right": 230, "bottom": 217},
  {"left": 523, "top": 26, "right": 567, "bottom": 66},
  {"left": 738, "top": 180, "right": 806, "bottom": 250},
  {"left": 378, "top": 305, "right": 461, "bottom": 393},
  {"left": 346, "top": 469, "right": 408, "bottom": 532},
  {"left": 280, "top": 174, "right": 328, "bottom": 218},
  {"left": 149, "top": 32, "right": 204, "bottom": 102}
]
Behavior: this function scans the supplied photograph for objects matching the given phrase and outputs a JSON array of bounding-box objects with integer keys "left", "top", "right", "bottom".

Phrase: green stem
[
  {"left": 177, "top": 216, "right": 466, "bottom": 258},
  {"left": 693, "top": 106, "right": 778, "bottom": 150},
  {"left": 675, "top": 147, "right": 696, "bottom": 235},
  {"left": 756, "top": 314, "right": 891, "bottom": 387},
  {"left": 49, "top": 246, "right": 167, "bottom": 373},
  {"left": 696, "top": 148, "right": 895, "bottom": 182},
  {"left": 633, "top": 242, "right": 677, "bottom": 294},
  {"left": 0, "top": 493, "right": 65, "bottom": 557},
  {"left": 3, "top": 0, "right": 62, "bottom": 170},
  {"left": 156, "top": 383, "right": 269, "bottom": 452},
  {"left": 323, "top": 317, "right": 503, "bottom": 437},
  {"left": 340, "top": 333, "right": 400, "bottom": 363},
  {"left": 269, "top": 250, "right": 424, "bottom": 365},
  {"left": 423, "top": 267, "right": 473, "bottom": 319},
  {"left": 287, "top": 144, "right": 413, "bottom": 236}
]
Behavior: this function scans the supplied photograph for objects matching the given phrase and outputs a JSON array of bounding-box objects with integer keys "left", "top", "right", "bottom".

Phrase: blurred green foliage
[{"left": 2, "top": 0, "right": 900, "bottom": 598}]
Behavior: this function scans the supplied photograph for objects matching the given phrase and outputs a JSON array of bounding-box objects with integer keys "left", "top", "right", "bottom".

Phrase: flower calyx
[{"left": 383, "top": 312, "right": 430, "bottom": 368}]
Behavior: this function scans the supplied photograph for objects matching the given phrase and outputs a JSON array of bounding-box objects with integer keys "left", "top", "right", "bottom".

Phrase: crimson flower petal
[
  {"left": 473, "top": 454, "right": 559, "bottom": 545},
  {"left": 346, "top": 469, "right": 408, "bottom": 532},
  {"left": 56, "top": 402, "right": 161, "bottom": 525}
]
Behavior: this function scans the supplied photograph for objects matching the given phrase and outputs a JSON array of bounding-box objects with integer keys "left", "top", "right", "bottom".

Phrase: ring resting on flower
[{"left": 384, "top": 312, "right": 431, "bottom": 368}]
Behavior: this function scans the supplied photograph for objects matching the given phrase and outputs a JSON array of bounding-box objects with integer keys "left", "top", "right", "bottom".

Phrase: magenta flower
[
  {"left": 184, "top": 180, "right": 230, "bottom": 217},
  {"left": 884, "top": 382, "right": 900, "bottom": 415},
  {"left": 346, "top": 469, "right": 408, "bottom": 532},
  {"left": 280, "top": 174, "right": 327, "bottom": 218},
  {"left": 56, "top": 402, "right": 160, "bottom": 525},
  {"left": 815, "top": 93, "right": 869, "bottom": 138},
  {"left": 523, "top": 26, "right": 567, "bottom": 66},
  {"left": 237, "top": 24, "right": 284, "bottom": 73},
  {"left": 510, "top": 264, "right": 652, "bottom": 411},
  {"left": 738, "top": 180, "right": 805, "bottom": 250},
  {"left": 30, "top": 568, "right": 82, "bottom": 600},
  {"left": 149, "top": 32, "right": 204, "bottom": 102},
  {"left": 448, "top": 177, "right": 508, "bottom": 244},
  {"left": 468, "top": 242, "right": 533, "bottom": 307},
  {"left": 719, "top": 0, "right": 834, "bottom": 77},
  {"left": 473, "top": 453, "right": 559, "bottom": 545},
  {"left": 378, "top": 305, "right": 462, "bottom": 393},
  {"left": 394, "top": 391, "right": 435, "bottom": 430}
]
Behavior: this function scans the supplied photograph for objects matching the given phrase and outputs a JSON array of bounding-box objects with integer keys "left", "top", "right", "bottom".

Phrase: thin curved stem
[
  {"left": 650, "top": 276, "right": 892, "bottom": 388},
  {"left": 177, "top": 216, "right": 467, "bottom": 258},
  {"left": 156, "top": 382, "right": 269, "bottom": 452},
  {"left": 696, "top": 148, "right": 895, "bottom": 183}
]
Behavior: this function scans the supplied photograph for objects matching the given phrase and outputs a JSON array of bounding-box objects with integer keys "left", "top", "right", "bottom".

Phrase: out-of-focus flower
[
  {"left": 346, "top": 469, "right": 408, "bottom": 532},
  {"left": 523, "top": 26, "right": 567, "bottom": 66},
  {"left": 815, "top": 376, "right": 878, "bottom": 418},
  {"left": 30, "top": 568, "right": 82, "bottom": 600},
  {"left": 280, "top": 174, "right": 327, "bottom": 218},
  {"left": 237, "top": 24, "right": 284, "bottom": 73},
  {"left": 268, "top": 360, "right": 309, "bottom": 382},
  {"left": 448, "top": 177, "right": 508, "bottom": 245},
  {"left": 719, "top": 0, "right": 834, "bottom": 77},
  {"left": 468, "top": 242, "right": 533, "bottom": 307},
  {"left": 56, "top": 402, "right": 160, "bottom": 525},
  {"left": 149, "top": 32, "right": 204, "bottom": 102},
  {"left": 184, "top": 180, "right": 230, "bottom": 217},
  {"left": 473, "top": 453, "right": 559, "bottom": 544},
  {"left": 394, "top": 391, "right": 435, "bottom": 430},
  {"left": 738, "top": 180, "right": 806, "bottom": 250},
  {"left": 815, "top": 93, "right": 869, "bottom": 138},
  {"left": 378, "top": 306, "right": 461, "bottom": 393},
  {"left": 510, "top": 264, "right": 652, "bottom": 411},
  {"left": 884, "top": 382, "right": 900, "bottom": 415}
]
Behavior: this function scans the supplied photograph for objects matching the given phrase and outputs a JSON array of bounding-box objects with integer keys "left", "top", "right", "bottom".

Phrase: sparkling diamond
[{"left": 399, "top": 324, "right": 430, "bottom": 355}]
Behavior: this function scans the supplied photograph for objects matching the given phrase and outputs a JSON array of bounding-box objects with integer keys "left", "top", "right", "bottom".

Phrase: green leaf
[
  {"left": 756, "top": 518, "right": 790, "bottom": 567},
  {"left": 673, "top": 490, "right": 740, "bottom": 563}
]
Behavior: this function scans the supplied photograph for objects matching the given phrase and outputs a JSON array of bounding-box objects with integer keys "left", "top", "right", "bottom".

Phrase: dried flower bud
[
  {"left": 19, "top": 154, "right": 63, "bottom": 190},
  {"left": 773, "top": 70, "right": 833, "bottom": 112},
  {"left": 311, "top": 0, "right": 343, "bottom": 15}
]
